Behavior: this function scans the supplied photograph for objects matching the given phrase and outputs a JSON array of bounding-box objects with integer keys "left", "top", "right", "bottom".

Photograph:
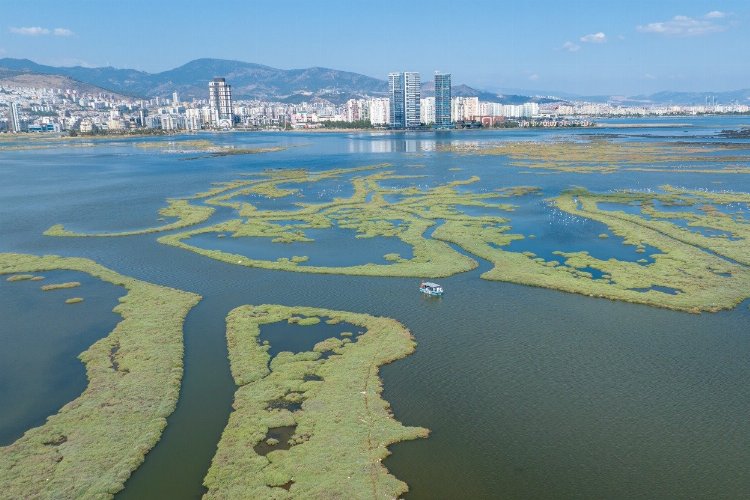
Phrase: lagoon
[{"left": 1, "top": 117, "right": 750, "bottom": 498}]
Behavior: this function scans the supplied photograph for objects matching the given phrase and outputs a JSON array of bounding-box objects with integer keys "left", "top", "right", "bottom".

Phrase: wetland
[{"left": 2, "top": 117, "right": 750, "bottom": 499}]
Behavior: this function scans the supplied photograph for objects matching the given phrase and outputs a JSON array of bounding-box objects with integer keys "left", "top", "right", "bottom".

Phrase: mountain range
[{"left": 1, "top": 57, "right": 748, "bottom": 106}]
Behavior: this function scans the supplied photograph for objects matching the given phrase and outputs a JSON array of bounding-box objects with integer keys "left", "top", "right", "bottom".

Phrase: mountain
[
  {"left": 0, "top": 73, "right": 126, "bottom": 98},
  {"left": 628, "top": 89, "right": 750, "bottom": 105},
  {"left": 491, "top": 85, "right": 750, "bottom": 105},
  {"left": 2, "top": 57, "right": 745, "bottom": 106},
  {"left": 420, "top": 82, "right": 500, "bottom": 101},
  {"left": 0, "top": 57, "right": 388, "bottom": 102},
  {"left": 0, "top": 57, "right": 536, "bottom": 104},
  {"left": 0, "top": 58, "right": 154, "bottom": 97}
]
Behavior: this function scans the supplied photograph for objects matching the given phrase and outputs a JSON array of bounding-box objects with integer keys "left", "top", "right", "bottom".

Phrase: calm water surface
[{"left": 1, "top": 118, "right": 749, "bottom": 499}]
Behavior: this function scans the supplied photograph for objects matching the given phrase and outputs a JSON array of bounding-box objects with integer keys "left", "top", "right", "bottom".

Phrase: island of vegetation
[
  {"left": 437, "top": 186, "right": 750, "bottom": 312},
  {"left": 45, "top": 148, "right": 750, "bottom": 312},
  {"left": 203, "top": 304, "right": 428, "bottom": 498},
  {"left": 437, "top": 138, "right": 750, "bottom": 174},
  {"left": 157, "top": 165, "right": 524, "bottom": 277},
  {"left": 41, "top": 281, "right": 81, "bottom": 291},
  {"left": 0, "top": 253, "right": 200, "bottom": 498},
  {"left": 45, "top": 199, "right": 215, "bottom": 237}
]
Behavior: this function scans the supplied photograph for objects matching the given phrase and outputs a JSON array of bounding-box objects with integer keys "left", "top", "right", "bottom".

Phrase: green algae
[
  {"left": 204, "top": 304, "right": 429, "bottom": 499},
  {"left": 64, "top": 297, "right": 84, "bottom": 304},
  {"left": 0, "top": 253, "right": 200, "bottom": 498}
]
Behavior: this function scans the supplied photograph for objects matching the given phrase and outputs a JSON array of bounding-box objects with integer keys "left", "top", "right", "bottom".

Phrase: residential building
[
  {"left": 345, "top": 98, "right": 369, "bottom": 122},
  {"left": 368, "top": 98, "right": 390, "bottom": 125},
  {"left": 434, "top": 72, "right": 452, "bottom": 129},
  {"left": 208, "top": 77, "right": 233, "bottom": 127},
  {"left": 420, "top": 97, "right": 435, "bottom": 125},
  {"left": 452, "top": 96, "right": 480, "bottom": 121}
]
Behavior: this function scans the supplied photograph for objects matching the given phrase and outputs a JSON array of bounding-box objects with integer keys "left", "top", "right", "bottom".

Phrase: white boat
[{"left": 419, "top": 282, "right": 444, "bottom": 296}]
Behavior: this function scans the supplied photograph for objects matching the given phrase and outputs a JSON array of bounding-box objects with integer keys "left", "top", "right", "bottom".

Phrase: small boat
[{"left": 419, "top": 282, "right": 444, "bottom": 296}]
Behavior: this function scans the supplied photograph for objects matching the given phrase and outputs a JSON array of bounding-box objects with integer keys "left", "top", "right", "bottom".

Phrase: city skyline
[{"left": 0, "top": 0, "right": 747, "bottom": 95}]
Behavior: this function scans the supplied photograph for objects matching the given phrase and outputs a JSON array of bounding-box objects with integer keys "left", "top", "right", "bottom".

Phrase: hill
[
  {"left": 0, "top": 73, "right": 126, "bottom": 98},
  {"left": 0, "top": 57, "right": 388, "bottom": 102},
  {"left": 3, "top": 57, "right": 742, "bottom": 106}
]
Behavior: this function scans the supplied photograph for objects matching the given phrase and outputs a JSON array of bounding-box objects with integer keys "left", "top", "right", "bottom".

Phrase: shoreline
[{"left": 2, "top": 116, "right": 748, "bottom": 140}]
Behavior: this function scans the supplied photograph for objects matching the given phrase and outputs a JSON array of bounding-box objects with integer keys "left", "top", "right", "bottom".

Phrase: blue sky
[{"left": 0, "top": 0, "right": 747, "bottom": 95}]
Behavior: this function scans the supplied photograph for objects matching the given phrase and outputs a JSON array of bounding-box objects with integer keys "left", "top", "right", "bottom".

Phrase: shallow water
[
  {"left": 187, "top": 227, "right": 414, "bottom": 266},
  {"left": 1, "top": 118, "right": 749, "bottom": 499},
  {"left": 503, "top": 200, "right": 660, "bottom": 264},
  {"left": 0, "top": 270, "right": 124, "bottom": 445},
  {"left": 259, "top": 318, "right": 361, "bottom": 357}
]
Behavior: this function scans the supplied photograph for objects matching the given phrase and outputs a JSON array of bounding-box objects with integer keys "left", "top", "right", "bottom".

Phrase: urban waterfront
[{"left": 1, "top": 117, "right": 750, "bottom": 498}]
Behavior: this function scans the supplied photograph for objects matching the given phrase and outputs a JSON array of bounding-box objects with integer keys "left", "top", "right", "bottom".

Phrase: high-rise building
[
  {"left": 434, "top": 72, "right": 452, "bottom": 129},
  {"left": 388, "top": 72, "right": 421, "bottom": 129},
  {"left": 388, "top": 73, "right": 405, "bottom": 129},
  {"left": 9, "top": 102, "right": 21, "bottom": 133},
  {"left": 404, "top": 72, "right": 421, "bottom": 128},
  {"left": 209, "top": 77, "right": 233, "bottom": 127},
  {"left": 172, "top": 91, "right": 180, "bottom": 105}
]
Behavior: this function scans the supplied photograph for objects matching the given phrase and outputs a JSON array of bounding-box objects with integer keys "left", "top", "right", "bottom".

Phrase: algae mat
[
  {"left": 0, "top": 253, "right": 200, "bottom": 498},
  {"left": 204, "top": 305, "right": 429, "bottom": 498}
]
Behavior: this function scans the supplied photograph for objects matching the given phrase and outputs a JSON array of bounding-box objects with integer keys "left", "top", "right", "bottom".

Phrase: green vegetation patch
[
  {"left": 296, "top": 317, "right": 320, "bottom": 326},
  {"left": 6, "top": 274, "right": 36, "bottom": 282},
  {"left": 45, "top": 199, "right": 214, "bottom": 237},
  {"left": 158, "top": 166, "right": 532, "bottom": 278},
  {"left": 41, "top": 281, "right": 81, "bottom": 291},
  {"left": 437, "top": 139, "right": 750, "bottom": 174},
  {"left": 135, "top": 139, "right": 287, "bottom": 158},
  {"left": 204, "top": 304, "right": 429, "bottom": 498},
  {"left": 65, "top": 297, "right": 84, "bottom": 304},
  {"left": 435, "top": 186, "right": 750, "bottom": 312},
  {"left": 0, "top": 253, "right": 200, "bottom": 498}
]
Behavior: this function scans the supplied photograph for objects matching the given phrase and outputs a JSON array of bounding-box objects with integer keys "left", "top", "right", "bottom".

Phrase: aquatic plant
[
  {"left": 204, "top": 305, "right": 429, "bottom": 498},
  {"left": 0, "top": 253, "right": 200, "bottom": 498},
  {"left": 64, "top": 297, "right": 84, "bottom": 304}
]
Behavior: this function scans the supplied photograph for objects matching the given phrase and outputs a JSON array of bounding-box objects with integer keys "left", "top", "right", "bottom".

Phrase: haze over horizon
[{"left": 0, "top": 0, "right": 748, "bottom": 96}]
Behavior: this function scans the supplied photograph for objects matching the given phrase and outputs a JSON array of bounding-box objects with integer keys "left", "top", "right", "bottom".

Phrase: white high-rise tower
[{"left": 209, "top": 78, "right": 233, "bottom": 128}]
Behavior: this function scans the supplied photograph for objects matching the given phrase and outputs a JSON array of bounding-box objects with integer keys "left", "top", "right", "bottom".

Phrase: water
[
  {"left": 0, "top": 270, "right": 124, "bottom": 445},
  {"left": 187, "top": 227, "right": 414, "bottom": 267},
  {"left": 503, "top": 200, "right": 661, "bottom": 264},
  {"left": 1, "top": 118, "right": 749, "bottom": 499},
  {"left": 259, "top": 319, "right": 362, "bottom": 357}
]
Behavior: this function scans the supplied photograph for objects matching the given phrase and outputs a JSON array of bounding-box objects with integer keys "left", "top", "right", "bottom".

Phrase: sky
[{"left": 0, "top": 0, "right": 747, "bottom": 96}]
